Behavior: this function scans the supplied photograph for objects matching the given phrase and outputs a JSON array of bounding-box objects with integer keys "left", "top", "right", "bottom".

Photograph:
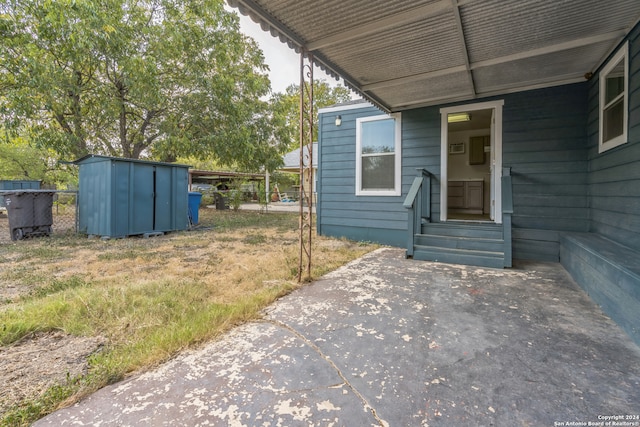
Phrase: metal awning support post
[{"left": 298, "top": 51, "right": 314, "bottom": 282}]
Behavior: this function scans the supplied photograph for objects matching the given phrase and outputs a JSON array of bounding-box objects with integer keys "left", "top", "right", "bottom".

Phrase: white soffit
[{"left": 227, "top": 0, "right": 640, "bottom": 112}]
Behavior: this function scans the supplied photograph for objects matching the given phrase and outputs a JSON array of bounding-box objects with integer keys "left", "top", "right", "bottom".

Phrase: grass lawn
[{"left": 0, "top": 208, "right": 378, "bottom": 426}]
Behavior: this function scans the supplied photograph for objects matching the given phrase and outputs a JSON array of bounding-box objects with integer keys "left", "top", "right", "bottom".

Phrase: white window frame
[
  {"left": 599, "top": 41, "right": 629, "bottom": 153},
  {"left": 355, "top": 113, "right": 402, "bottom": 196}
]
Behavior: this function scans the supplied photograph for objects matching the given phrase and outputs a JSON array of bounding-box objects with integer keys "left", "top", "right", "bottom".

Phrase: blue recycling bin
[{"left": 188, "top": 192, "right": 203, "bottom": 225}]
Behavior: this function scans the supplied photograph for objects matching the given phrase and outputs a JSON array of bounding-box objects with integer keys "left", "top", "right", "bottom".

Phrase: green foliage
[
  {"left": 256, "top": 181, "right": 269, "bottom": 210},
  {"left": 0, "top": 0, "right": 288, "bottom": 171},
  {"left": 175, "top": 156, "right": 230, "bottom": 172},
  {"left": 0, "top": 138, "right": 47, "bottom": 180},
  {"left": 270, "top": 80, "right": 352, "bottom": 150},
  {"left": 0, "top": 132, "right": 77, "bottom": 187},
  {"left": 200, "top": 192, "right": 215, "bottom": 207},
  {"left": 224, "top": 179, "right": 248, "bottom": 211},
  {"left": 270, "top": 171, "right": 298, "bottom": 200}
]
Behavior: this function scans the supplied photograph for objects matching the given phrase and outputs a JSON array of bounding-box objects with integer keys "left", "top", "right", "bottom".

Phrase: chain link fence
[{"left": 0, "top": 191, "right": 78, "bottom": 244}]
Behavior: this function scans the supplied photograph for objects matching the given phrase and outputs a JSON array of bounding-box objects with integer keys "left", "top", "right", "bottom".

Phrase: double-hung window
[
  {"left": 599, "top": 42, "right": 628, "bottom": 153},
  {"left": 356, "top": 114, "right": 401, "bottom": 196}
]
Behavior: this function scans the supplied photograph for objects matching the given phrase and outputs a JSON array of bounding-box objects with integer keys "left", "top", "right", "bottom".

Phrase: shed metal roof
[
  {"left": 72, "top": 154, "right": 190, "bottom": 168},
  {"left": 227, "top": 0, "right": 640, "bottom": 112}
]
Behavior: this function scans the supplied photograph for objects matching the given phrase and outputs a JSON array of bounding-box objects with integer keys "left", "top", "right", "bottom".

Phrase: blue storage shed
[{"left": 73, "top": 155, "right": 190, "bottom": 238}]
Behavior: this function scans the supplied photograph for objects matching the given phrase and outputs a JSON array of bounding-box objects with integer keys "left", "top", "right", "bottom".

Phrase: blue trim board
[
  {"left": 560, "top": 233, "right": 640, "bottom": 346},
  {"left": 320, "top": 225, "right": 406, "bottom": 248}
]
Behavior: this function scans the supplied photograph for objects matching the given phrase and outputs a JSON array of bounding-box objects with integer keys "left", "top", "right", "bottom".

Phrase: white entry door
[{"left": 440, "top": 100, "right": 504, "bottom": 223}]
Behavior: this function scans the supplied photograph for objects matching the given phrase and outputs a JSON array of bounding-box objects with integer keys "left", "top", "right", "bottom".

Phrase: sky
[{"left": 230, "top": 7, "right": 344, "bottom": 94}]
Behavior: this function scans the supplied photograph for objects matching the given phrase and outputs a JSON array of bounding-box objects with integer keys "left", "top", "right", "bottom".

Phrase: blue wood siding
[
  {"left": 319, "top": 85, "right": 590, "bottom": 261},
  {"left": 401, "top": 108, "right": 443, "bottom": 220},
  {"left": 503, "top": 84, "right": 589, "bottom": 261},
  {"left": 317, "top": 105, "right": 408, "bottom": 247},
  {"left": 587, "top": 23, "right": 640, "bottom": 252}
]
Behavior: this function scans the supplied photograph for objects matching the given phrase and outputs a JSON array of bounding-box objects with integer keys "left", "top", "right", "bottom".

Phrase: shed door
[
  {"left": 131, "top": 164, "right": 155, "bottom": 234},
  {"left": 154, "top": 167, "right": 172, "bottom": 231}
]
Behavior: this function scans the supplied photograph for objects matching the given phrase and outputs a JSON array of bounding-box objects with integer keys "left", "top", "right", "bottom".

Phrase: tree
[
  {"left": 0, "top": 138, "right": 48, "bottom": 181},
  {"left": 0, "top": 0, "right": 287, "bottom": 171},
  {"left": 0, "top": 131, "right": 76, "bottom": 186},
  {"left": 270, "top": 80, "right": 352, "bottom": 151}
]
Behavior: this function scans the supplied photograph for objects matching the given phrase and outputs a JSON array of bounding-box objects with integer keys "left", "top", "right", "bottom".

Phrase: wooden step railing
[
  {"left": 404, "top": 167, "right": 514, "bottom": 268},
  {"left": 403, "top": 168, "right": 432, "bottom": 257}
]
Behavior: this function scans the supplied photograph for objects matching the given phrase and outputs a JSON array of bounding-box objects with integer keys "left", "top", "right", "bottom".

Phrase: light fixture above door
[{"left": 447, "top": 112, "right": 471, "bottom": 123}]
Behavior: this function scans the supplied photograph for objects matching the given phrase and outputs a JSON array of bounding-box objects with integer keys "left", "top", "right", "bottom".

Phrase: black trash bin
[
  {"left": 214, "top": 192, "right": 229, "bottom": 210},
  {"left": 2, "top": 190, "right": 55, "bottom": 240}
]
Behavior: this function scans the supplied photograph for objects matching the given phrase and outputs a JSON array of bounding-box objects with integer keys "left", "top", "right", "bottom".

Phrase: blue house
[{"left": 228, "top": 1, "right": 640, "bottom": 344}]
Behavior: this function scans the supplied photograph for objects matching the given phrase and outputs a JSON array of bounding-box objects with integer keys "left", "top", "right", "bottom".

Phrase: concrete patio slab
[{"left": 34, "top": 248, "right": 640, "bottom": 426}]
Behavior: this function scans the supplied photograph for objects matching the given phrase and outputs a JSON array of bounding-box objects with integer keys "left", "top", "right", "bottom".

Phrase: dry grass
[
  {"left": 1, "top": 210, "right": 365, "bottom": 306},
  {"left": 0, "top": 208, "right": 378, "bottom": 425}
]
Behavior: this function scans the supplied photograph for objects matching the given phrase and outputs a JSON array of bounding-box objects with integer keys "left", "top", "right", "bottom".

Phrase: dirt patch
[
  {"left": 0, "top": 282, "right": 32, "bottom": 305},
  {"left": 0, "top": 331, "right": 106, "bottom": 417},
  {"left": 0, "top": 215, "right": 9, "bottom": 244}
]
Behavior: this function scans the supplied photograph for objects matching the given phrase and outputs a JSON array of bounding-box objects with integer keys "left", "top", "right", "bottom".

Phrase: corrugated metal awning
[{"left": 227, "top": 0, "right": 640, "bottom": 112}]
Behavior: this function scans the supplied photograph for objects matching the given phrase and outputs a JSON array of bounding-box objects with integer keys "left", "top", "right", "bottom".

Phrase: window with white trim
[
  {"left": 599, "top": 42, "right": 628, "bottom": 153},
  {"left": 356, "top": 114, "right": 401, "bottom": 196}
]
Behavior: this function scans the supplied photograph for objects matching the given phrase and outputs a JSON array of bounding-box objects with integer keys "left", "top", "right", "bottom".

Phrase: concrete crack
[{"left": 263, "top": 319, "right": 388, "bottom": 427}]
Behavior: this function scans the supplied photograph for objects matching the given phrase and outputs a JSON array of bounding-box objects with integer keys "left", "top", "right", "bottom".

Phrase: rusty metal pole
[{"left": 298, "top": 51, "right": 314, "bottom": 282}]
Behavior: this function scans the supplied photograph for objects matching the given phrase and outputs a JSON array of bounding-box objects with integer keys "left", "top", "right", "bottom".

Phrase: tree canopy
[
  {"left": 270, "top": 80, "right": 352, "bottom": 151},
  {"left": 0, "top": 131, "right": 76, "bottom": 186},
  {"left": 0, "top": 0, "right": 288, "bottom": 171},
  {"left": 0, "top": 137, "right": 49, "bottom": 181}
]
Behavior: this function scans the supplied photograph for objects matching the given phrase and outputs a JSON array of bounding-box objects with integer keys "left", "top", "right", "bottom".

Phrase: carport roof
[{"left": 227, "top": 0, "right": 640, "bottom": 112}]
